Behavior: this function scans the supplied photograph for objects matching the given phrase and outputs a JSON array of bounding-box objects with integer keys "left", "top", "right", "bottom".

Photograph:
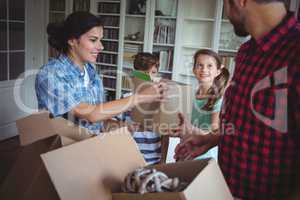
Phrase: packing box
[
  {"left": 1, "top": 112, "right": 92, "bottom": 200},
  {"left": 6, "top": 112, "right": 233, "bottom": 200},
  {"left": 16, "top": 111, "right": 93, "bottom": 146},
  {"left": 112, "top": 159, "right": 233, "bottom": 200},
  {"left": 0, "top": 135, "right": 62, "bottom": 200},
  {"left": 4, "top": 112, "right": 300, "bottom": 200},
  {"left": 40, "top": 128, "right": 233, "bottom": 200},
  {"left": 131, "top": 78, "right": 194, "bottom": 135}
]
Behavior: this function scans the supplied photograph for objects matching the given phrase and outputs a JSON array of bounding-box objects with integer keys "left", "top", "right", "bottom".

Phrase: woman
[{"left": 35, "top": 11, "right": 166, "bottom": 134}]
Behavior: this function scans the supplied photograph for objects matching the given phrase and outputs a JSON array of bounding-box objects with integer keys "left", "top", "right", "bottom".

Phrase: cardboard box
[
  {"left": 0, "top": 135, "right": 62, "bottom": 200},
  {"left": 16, "top": 111, "right": 93, "bottom": 146},
  {"left": 40, "top": 127, "right": 233, "bottom": 200},
  {"left": 0, "top": 112, "right": 95, "bottom": 200},
  {"left": 112, "top": 159, "right": 233, "bottom": 200},
  {"left": 131, "top": 78, "right": 194, "bottom": 135},
  {"left": 41, "top": 128, "right": 146, "bottom": 200}
]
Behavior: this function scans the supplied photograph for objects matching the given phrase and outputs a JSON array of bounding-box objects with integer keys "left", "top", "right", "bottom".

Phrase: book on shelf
[
  {"left": 153, "top": 49, "right": 173, "bottom": 72},
  {"left": 103, "top": 41, "right": 118, "bottom": 52},
  {"left": 124, "top": 43, "right": 142, "bottom": 52},
  {"left": 97, "top": 2, "right": 120, "bottom": 13},
  {"left": 154, "top": 20, "right": 176, "bottom": 44},
  {"left": 221, "top": 56, "right": 236, "bottom": 77},
  {"left": 97, "top": 54, "right": 118, "bottom": 64},
  {"left": 159, "top": 51, "right": 169, "bottom": 71},
  {"left": 103, "top": 29, "right": 119, "bottom": 39},
  {"left": 101, "top": 16, "right": 120, "bottom": 27},
  {"left": 122, "top": 76, "right": 131, "bottom": 90}
]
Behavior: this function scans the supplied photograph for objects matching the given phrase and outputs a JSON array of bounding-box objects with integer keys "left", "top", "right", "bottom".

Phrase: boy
[{"left": 129, "top": 52, "right": 168, "bottom": 165}]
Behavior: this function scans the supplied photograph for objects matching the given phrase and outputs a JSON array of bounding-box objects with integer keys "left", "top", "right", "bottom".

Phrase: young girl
[{"left": 191, "top": 49, "right": 230, "bottom": 160}]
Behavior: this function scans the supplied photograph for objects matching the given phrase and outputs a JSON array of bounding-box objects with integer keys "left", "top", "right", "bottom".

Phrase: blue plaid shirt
[{"left": 35, "top": 54, "right": 105, "bottom": 134}]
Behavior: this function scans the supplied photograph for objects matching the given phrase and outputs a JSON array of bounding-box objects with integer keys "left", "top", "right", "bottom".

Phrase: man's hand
[{"left": 174, "top": 132, "right": 220, "bottom": 161}]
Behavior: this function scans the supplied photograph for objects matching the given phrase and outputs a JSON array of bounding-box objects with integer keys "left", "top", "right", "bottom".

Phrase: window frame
[{"left": 0, "top": 0, "right": 26, "bottom": 83}]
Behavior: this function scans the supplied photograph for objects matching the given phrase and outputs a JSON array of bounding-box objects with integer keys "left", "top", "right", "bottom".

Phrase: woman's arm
[{"left": 72, "top": 82, "right": 167, "bottom": 123}]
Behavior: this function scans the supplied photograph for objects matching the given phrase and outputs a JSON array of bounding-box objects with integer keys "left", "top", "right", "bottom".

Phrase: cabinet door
[
  {"left": 48, "top": 0, "right": 67, "bottom": 58},
  {"left": 121, "top": 0, "right": 148, "bottom": 94},
  {"left": 217, "top": 1, "right": 248, "bottom": 77},
  {"left": 94, "top": 0, "right": 121, "bottom": 101},
  {"left": 151, "top": 0, "right": 178, "bottom": 80},
  {"left": 174, "top": 0, "right": 218, "bottom": 84}
]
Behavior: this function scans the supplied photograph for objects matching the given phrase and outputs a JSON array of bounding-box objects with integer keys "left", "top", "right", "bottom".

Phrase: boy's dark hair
[
  {"left": 193, "top": 49, "right": 230, "bottom": 111},
  {"left": 47, "top": 11, "right": 103, "bottom": 54},
  {"left": 133, "top": 52, "right": 159, "bottom": 71}
]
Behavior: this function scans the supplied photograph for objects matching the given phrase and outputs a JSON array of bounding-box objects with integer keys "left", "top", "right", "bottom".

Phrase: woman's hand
[{"left": 134, "top": 81, "right": 168, "bottom": 104}]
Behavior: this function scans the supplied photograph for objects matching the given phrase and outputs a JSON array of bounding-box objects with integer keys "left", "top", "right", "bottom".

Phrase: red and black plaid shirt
[{"left": 219, "top": 12, "right": 300, "bottom": 200}]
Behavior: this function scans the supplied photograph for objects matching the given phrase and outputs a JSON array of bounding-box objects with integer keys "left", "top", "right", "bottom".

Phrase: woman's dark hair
[
  {"left": 193, "top": 49, "right": 230, "bottom": 111},
  {"left": 133, "top": 52, "right": 159, "bottom": 71},
  {"left": 47, "top": 11, "right": 103, "bottom": 53}
]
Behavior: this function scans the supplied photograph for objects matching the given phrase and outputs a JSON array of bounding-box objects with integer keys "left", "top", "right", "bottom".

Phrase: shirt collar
[
  {"left": 58, "top": 54, "right": 90, "bottom": 78},
  {"left": 255, "top": 12, "right": 297, "bottom": 52}
]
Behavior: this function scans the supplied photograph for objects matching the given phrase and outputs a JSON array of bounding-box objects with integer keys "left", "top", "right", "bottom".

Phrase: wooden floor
[{"left": 0, "top": 136, "right": 21, "bottom": 186}]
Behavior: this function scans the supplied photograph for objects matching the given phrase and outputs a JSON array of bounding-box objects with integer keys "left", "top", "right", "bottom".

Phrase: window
[{"left": 0, "top": 0, "right": 25, "bottom": 81}]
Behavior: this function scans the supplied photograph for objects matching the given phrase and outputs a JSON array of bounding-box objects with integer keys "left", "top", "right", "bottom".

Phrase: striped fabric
[{"left": 132, "top": 131, "right": 162, "bottom": 165}]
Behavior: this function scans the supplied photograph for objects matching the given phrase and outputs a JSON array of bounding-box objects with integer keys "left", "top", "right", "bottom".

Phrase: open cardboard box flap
[
  {"left": 41, "top": 127, "right": 233, "bottom": 200},
  {"left": 16, "top": 111, "right": 92, "bottom": 146},
  {"left": 0, "top": 135, "right": 62, "bottom": 200},
  {"left": 41, "top": 127, "right": 146, "bottom": 200}
]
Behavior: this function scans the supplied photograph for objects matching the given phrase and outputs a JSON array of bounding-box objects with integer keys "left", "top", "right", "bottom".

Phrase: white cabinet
[{"left": 173, "top": 0, "right": 248, "bottom": 84}]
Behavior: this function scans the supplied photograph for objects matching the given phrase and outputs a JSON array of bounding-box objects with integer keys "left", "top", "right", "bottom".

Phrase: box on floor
[
  {"left": 40, "top": 129, "right": 234, "bottom": 200},
  {"left": 2, "top": 112, "right": 235, "bottom": 200},
  {"left": 0, "top": 135, "right": 62, "bottom": 200}
]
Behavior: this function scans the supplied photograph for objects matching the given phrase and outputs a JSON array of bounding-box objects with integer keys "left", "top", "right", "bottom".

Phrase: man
[{"left": 174, "top": 0, "right": 300, "bottom": 199}]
